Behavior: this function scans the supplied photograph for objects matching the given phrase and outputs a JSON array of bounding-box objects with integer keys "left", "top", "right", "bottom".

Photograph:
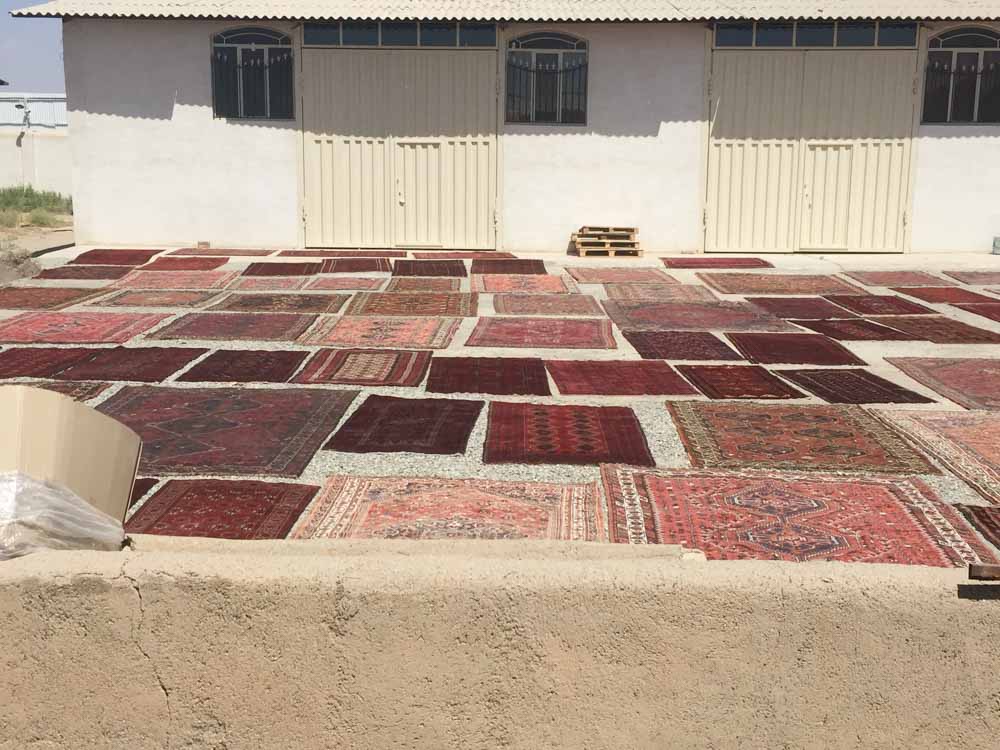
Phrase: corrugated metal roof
[{"left": 10, "top": 1, "right": 1000, "bottom": 22}]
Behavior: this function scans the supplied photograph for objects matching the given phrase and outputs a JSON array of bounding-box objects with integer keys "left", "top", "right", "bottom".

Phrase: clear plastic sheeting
[{"left": 0, "top": 472, "right": 125, "bottom": 560}]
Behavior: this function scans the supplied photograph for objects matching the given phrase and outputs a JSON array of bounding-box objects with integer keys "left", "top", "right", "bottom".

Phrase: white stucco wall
[
  {"left": 62, "top": 18, "right": 301, "bottom": 248},
  {"left": 500, "top": 23, "right": 705, "bottom": 252},
  {"left": 0, "top": 130, "right": 72, "bottom": 196}
]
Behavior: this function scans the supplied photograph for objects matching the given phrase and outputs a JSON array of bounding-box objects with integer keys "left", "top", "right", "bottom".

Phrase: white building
[{"left": 11, "top": 1, "right": 1000, "bottom": 253}]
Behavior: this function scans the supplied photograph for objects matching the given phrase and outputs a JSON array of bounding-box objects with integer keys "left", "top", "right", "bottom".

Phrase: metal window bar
[
  {"left": 214, "top": 42, "right": 292, "bottom": 119},
  {"left": 505, "top": 58, "right": 588, "bottom": 124},
  {"left": 925, "top": 51, "right": 1000, "bottom": 123}
]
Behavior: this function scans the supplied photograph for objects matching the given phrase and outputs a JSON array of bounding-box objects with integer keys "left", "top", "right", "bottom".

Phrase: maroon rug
[
  {"left": 791, "top": 318, "right": 919, "bottom": 341},
  {"left": 325, "top": 395, "right": 483, "bottom": 455},
  {"left": 956, "top": 505, "right": 1000, "bottom": 551},
  {"left": 0, "top": 347, "right": 100, "bottom": 378},
  {"left": 0, "top": 287, "right": 108, "bottom": 310},
  {"left": 698, "top": 273, "right": 864, "bottom": 295},
  {"left": 726, "top": 333, "right": 866, "bottom": 366},
  {"left": 844, "top": 271, "right": 955, "bottom": 287},
  {"left": 139, "top": 257, "right": 228, "bottom": 272},
  {"left": 30, "top": 381, "right": 112, "bottom": 401},
  {"left": 280, "top": 250, "right": 407, "bottom": 258},
  {"left": 823, "top": 294, "right": 935, "bottom": 316},
  {"left": 169, "top": 248, "right": 275, "bottom": 257},
  {"left": 54, "top": 346, "right": 207, "bottom": 382},
  {"left": 128, "top": 478, "right": 159, "bottom": 508},
  {"left": 71, "top": 249, "right": 161, "bottom": 266},
  {"left": 383, "top": 277, "right": 460, "bottom": 293},
  {"left": 483, "top": 402, "right": 654, "bottom": 466},
  {"left": 546, "top": 360, "right": 697, "bottom": 396},
  {"left": 944, "top": 271, "right": 1000, "bottom": 285},
  {"left": 36, "top": 265, "right": 131, "bottom": 280},
  {"left": 392, "top": 260, "right": 468, "bottom": 277},
  {"left": 152, "top": 312, "right": 317, "bottom": 341},
  {"left": 956, "top": 303, "right": 1000, "bottom": 323},
  {"left": 242, "top": 262, "right": 323, "bottom": 277},
  {"left": 748, "top": 297, "right": 857, "bottom": 319},
  {"left": 622, "top": 331, "right": 743, "bottom": 361},
  {"left": 873, "top": 316, "right": 1000, "bottom": 344},
  {"left": 296, "top": 349, "right": 431, "bottom": 387},
  {"left": 320, "top": 258, "right": 393, "bottom": 274},
  {"left": 466, "top": 318, "right": 616, "bottom": 349},
  {"left": 209, "top": 293, "right": 350, "bottom": 314},
  {"left": 414, "top": 251, "right": 517, "bottom": 259},
  {"left": 893, "top": 287, "right": 998, "bottom": 304},
  {"left": 603, "top": 300, "right": 798, "bottom": 333},
  {"left": 469, "top": 259, "right": 547, "bottom": 275},
  {"left": 779, "top": 369, "right": 934, "bottom": 404},
  {"left": 426, "top": 357, "right": 551, "bottom": 396},
  {"left": 177, "top": 350, "right": 309, "bottom": 383},
  {"left": 492, "top": 294, "right": 605, "bottom": 316},
  {"left": 100, "top": 386, "right": 358, "bottom": 476},
  {"left": 662, "top": 257, "right": 773, "bottom": 269},
  {"left": 677, "top": 365, "right": 804, "bottom": 399},
  {"left": 96, "top": 290, "right": 222, "bottom": 308},
  {"left": 125, "top": 479, "right": 319, "bottom": 539}
]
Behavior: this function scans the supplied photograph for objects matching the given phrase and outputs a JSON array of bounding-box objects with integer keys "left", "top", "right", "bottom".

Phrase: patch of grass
[
  {"left": 0, "top": 186, "right": 72, "bottom": 214},
  {"left": 0, "top": 209, "right": 19, "bottom": 228},
  {"left": 27, "top": 208, "right": 62, "bottom": 227}
]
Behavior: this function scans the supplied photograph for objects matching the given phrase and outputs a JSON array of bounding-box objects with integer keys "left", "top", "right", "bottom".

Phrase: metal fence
[{"left": 0, "top": 93, "right": 68, "bottom": 128}]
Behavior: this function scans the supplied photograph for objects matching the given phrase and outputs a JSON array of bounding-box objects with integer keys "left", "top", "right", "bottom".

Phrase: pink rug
[
  {"left": 566, "top": 267, "right": 677, "bottom": 284},
  {"left": 0, "top": 312, "right": 168, "bottom": 343},
  {"left": 301, "top": 316, "right": 460, "bottom": 349},
  {"left": 466, "top": 318, "right": 617, "bottom": 349},
  {"left": 114, "top": 270, "right": 238, "bottom": 290},
  {"left": 471, "top": 274, "right": 578, "bottom": 294}
]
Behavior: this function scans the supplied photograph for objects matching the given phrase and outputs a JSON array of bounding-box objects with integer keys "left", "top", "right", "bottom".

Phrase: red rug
[
  {"left": 0, "top": 312, "right": 168, "bottom": 343},
  {"left": 125, "top": 479, "right": 319, "bottom": 539},
  {"left": 71, "top": 248, "right": 161, "bottom": 266},
  {"left": 779, "top": 369, "right": 933, "bottom": 404},
  {"left": 823, "top": 294, "right": 934, "bottom": 316},
  {"left": 426, "top": 357, "right": 551, "bottom": 396},
  {"left": 944, "top": 271, "right": 1000, "bottom": 285},
  {"left": 325, "top": 395, "right": 483, "bottom": 455},
  {"left": 0, "top": 346, "right": 101, "bottom": 378},
  {"left": 292, "top": 475, "right": 605, "bottom": 541},
  {"left": 139, "top": 257, "right": 228, "bottom": 272},
  {"left": 128, "top": 478, "right": 159, "bottom": 508},
  {"left": 622, "top": 331, "right": 743, "bottom": 361},
  {"left": 301, "top": 316, "right": 459, "bottom": 349},
  {"left": 747, "top": 297, "right": 857, "bottom": 319},
  {"left": 307, "top": 276, "right": 384, "bottom": 291},
  {"left": 242, "top": 262, "right": 323, "bottom": 277},
  {"left": 280, "top": 250, "right": 406, "bottom": 258},
  {"left": 209, "top": 293, "right": 350, "bottom": 314},
  {"left": 100, "top": 386, "right": 357, "bottom": 476},
  {"left": 36, "top": 265, "right": 131, "bottom": 280},
  {"left": 384, "top": 277, "right": 460, "bottom": 292},
  {"left": 603, "top": 300, "right": 797, "bottom": 333},
  {"left": 465, "top": 318, "right": 616, "bottom": 349},
  {"left": 872, "top": 316, "right": 1000, "bottom": 344},
  {"left": 956, "top": 505, "right": 1000, "bottom": 551},
  {"left": 346, "top": 292, "right": 478, "bottom": 316},
  {"left": 96, "top": 290, "right": 221, "bottom": 307},
  {"left": 320, "top": 258, "right": 393, "bottom": 274},
  {"left": 392, "top": 260, "right": 468, "bottom": 277},
  {"left": 492, "top": 294, "right": 604, "bottom": 316},
  {"left": 887, "top": 357, "right": 1000, "bottom": 410},
  {"left": 546, "top": 360, "right": 697, "bottom": 396},
  {"left": 662, "top": 257, "right": 773, "bottom": 269},
  {"left": 413, "top": 251, "right": 517, "bottom": 259},
  {"left": 114, "top": 270, "right": 238, "bottom": 290},
  {"left": 469, "top": 259, "right": 547, "bottom": 275},
  {"left": 603, "top": 283, "right": 717, "bottom": 302},
  {"left": 676, "top": 365, "right": 804, "bottom": 399},
  {"left": 844, "top": 270, "right": 955, "bottom": 287},
  {"left": 566, "top": 267, "right": 676, "bottom": 284},
  {"left": 295, "top": 349, "right": 431, "bottom": 387},
  {"left": 667, "top": 402, "right": 936, "bottom": 474},
  {"left": 0, "top": 287, "right": 108, "bottom": 310},
  {"left": 233, "top": 276, "right": 310, "bottom": 291},
  {"left": 698, "top": 273, "right": 864, "bottom": 295},
  {"left": 472, "top": 274, "right": 577, "bottom": 294},
  {"left": 893, "top": 286, "right": 998, "bottom": 304},
  {"left": 956, "top": 303, "right": 1000, "bottom": 323},
  {"left": 29, "top": 381, "right": 112, "bottom": 401},
  {"left": 791, "top": 318, "right": 919, "bottom": 341},
  {"left": 152, "top": 312, "right": 317, "bottom": 342},
  {"left": 483, "top": 402, "right": 653, "bottom": 466},
  {"left": 177, "top": 350, "right": 309, "bottom": 383},
  {"left": 55, "top": 346, "right": 207, "bottom": 382},
  {"left": 600, "top": 465, "right": 993, "bottom": 566},
  {"left": 725, "top": 333, "right": 866, "bottom": 366},
  {"left": 168, "top": 248, "right": 275, "bottom": 257}
]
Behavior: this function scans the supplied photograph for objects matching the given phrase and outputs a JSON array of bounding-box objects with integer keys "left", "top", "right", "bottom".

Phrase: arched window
[
  {"left": 211, "top": 27, "right": 294, "bottom": 120},
  {"left": 923, "top": 27, "right": 1000, "bottom": 123},
  {"left": 506, "top": 32, "right": 588, "bottom": 124}
]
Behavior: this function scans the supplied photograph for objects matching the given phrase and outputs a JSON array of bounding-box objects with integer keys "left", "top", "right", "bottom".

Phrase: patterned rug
[
  {"left": 725, "top": 333, "right": 866, "bottom": 366},
  {"left": 305, "top": 276, "right": 383, "bottom": 291},
  {"left": 0, "top": 312, "right": 168, "bottom": 343},
  {"left": 546, "top": 360, "right": 697, "bottom": 396},
  {"left": 603, "top": 300, "right": 797, "bottom": 333},
  {"left": 747, "top": 296, "right": 857, "bottom": 319},
  {"left": 823, "top": 294, "right": 934, "bottom": 316},
  {"left": 100, "top": 386, "right": 357, "bottom": 476},
  {"left": 791, "top": 318, "right": 918, "bottom": 341},
  {"left": 844, "top": 271, "right": 955, "bottom": 287},
  {"left": 320, "top": 258, "right": 393, "bottom": 274},
  {"left": 471, "top": 274, "right": 578, "bottom": 294},
  {"left": 469, "top": 259, "right": 547, "bottom": 275},
  {"left": 676, "top": 365, "right": 805, "bottom": 399},
  {"left": 54, "top": 346, "right": 207, "bottom": 382},
  {"left": 956, "top": 505, "right": 1000, "bottom": 551},
  {"left": 622, "top": 330, "right": 744, "bottom": 361},
  {"left": 566, "top": 267, "right": 676, "bottom": 284},
  {"left": 426, "top": 357, "right": 551, "bottom": 396},
  {"left": 392, "top": 260, "right": 467, "bottom": 277},
  {"left": 301, "top": 316, "right": 459, "bottom": 349},
  {"left": 697, "top": 273, "right": 863, "bottom": 295},
  {"left": 126, "top": 479, "right": 319, "bottom": 539},
  {"left": 152, "top": 312, "right": 317, "bottom": 342},
  {"left": 325, "top": 395, "right": 483, "bottom": 455},
  {"left": 413, "top": 251, "right": 517, "bottom": 259},
  {"left": 208, "top": 293, "right": 350, "bottom": 314},
  {"left": 667, "top": 402, "right": 936, "bottom": 474},
  {"left": 603, "top": 283, "right": 717, "bottom": 302},
  {"left": 280, "top": 250, "right": 407, "bottom": 258},
  {"left": 944, "top": 271, "right": 1000, "bottom": 285},
  {"left": 877, "top": 410, "right": 999, "bottom": 504},
  {"left": 139, "top": 257, "right": 228, "bottom": 272},
  {"left": 21, "top": 380, "right": 112, "bottom": 402},
  {"left": 345, "top": 292, "right": 478, "bottom": 317},
  {"left": 483, "top": 402, "right": 654, "bottom": 466},
  {"left": 887, "top": 357, "right": 1000, "bottom": 410},
  {"left": 0, "top": 346, "right": 101, "bottom": 378},
  {"left": 168, "top": 248, "right": 275, "bottom": 257},
  {"left": 893, "top": 287, "right": 998, "bottom": 304},
  {"left": 779, "top": 369, "right": 933, "bottom": 404},
  {"left": 0, "top": 287, "right": 107, "bottom": 310},
  {"left": 36, "top": 265, "right": 131, "bottom": 280},
  {"left": 465, "top": 317, "right": 616, "bottom": 349},
  {"left": 95, "top": 290, "right": 221, "bottom": 308},
  {"left": 71, "top": 248, "right": 161, "bottom": 266},
  {"left": 128, "top": 478, "right": 160, "bottom": 508},
  {"left": 384, "top": 277, "right": 460, "bottom": 293},
  {"left": 114, "top": 270, "right": 238, "bottom": 290},
  {"left": 242, "top": 262, "right": 323, "bottom": 277},
  {"left": 177, "top": 350, "right": 309, "bottom": 383},
  {"left": 292, "top": 475, "right": 605, "bottom": 541},
  {"left": 662, "top": 257, "right": 773, "bottom": 269},
  {"left": 956, "top": 303, "right": 1000, "bottom": 323},
  {"left": 600, "top": 465, "right": 992, "bottom": 565},
  {"left": 233, "top": 277, "right": 310, "bottom": 291},
  {"left": 295, "top": 349, "right": 431, "bottom": 387},
  {"left": 492, "top": 294, "right": 604, "bottom": 316},
  {"left": 872, "top": 316, "right": 1000, "bottom": 344}
]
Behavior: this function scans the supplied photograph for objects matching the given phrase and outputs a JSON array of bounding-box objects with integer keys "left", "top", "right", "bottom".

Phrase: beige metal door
[{"left": 302, "top": 49, "right": 498, "bottom": 249}]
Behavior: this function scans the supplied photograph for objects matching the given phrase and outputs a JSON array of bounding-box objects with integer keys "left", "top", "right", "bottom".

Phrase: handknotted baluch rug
[
  {"left": 36, "top": 265, "right": 132, "bottom": 280},
  {"left": 425, "top": 357, "right": 551, "bottom": 396},
  {"left": 208, "top": 293, "right": 350, "bottom": 314},
  {"left": 602, "top": 300, "right": 798, "bottom": 333},
  {"left": 392, "top": 260, "right": 468, "bottom": 277},
  {"left": 822, "top": 294, "right": 935, "bottom": 316},
  {"left": 843, "top": 270, "right": 955, "bottom": 287},
  {"left": 471, "top": 274, "right": 578, "bottom": 293},
  {"left": 345, "top": 292, "right": 478, "bottom": 316},
  {"left": 71, "top": 248, "right": 162, "bottom": 266},
  {"left": 871, "top": 316, "right": 1000, "bottom": 344},
  {"left": 661, "top": 257, "right": 773, "bottom": 269},
  {"left": 675, "top": 365, "right": 804, "bottom": 400},
  {"left": 892, "top": 286, "right": 998, "bottom": 304},
  {"left": 943, "top": 271, "right": 1000, "bottom": 285},
  {"left": 492, "top": 294, "right": 605, "bottom": 316},
  {"left": 545, "top": 360, "right": 697, "bottom": 396},
  {"left": 697, "top": 273, "right": 864, "bottom": 295},
  {"left": 295, "top": 349, "right": 432, "bottom": 387},
  {"left": 622, "top": 331, "right": 744, "bottom": 361},
  {"left": 113, "top": 271, "right": 239, "bottom": 289},
  {"left": 0, "top": 347, "right": 102, "bottom": 378},
  {"left": 725, "top": 333, "right": 866, "bottom": 366},
  {"left": 320, "top": 258, "right": 393, "bottom": 274},
  {"left": 241, "top": 262, "right": 323, "bottom": 276},
  {"left": 0, "top": 287, "right": 109, "bottom": 310},
  {"left": 956, "top": 505, "right": 1000, "bottom": 551},
  {"left": 746, "top": 297, "right": 857, "bottom": 319},
  {"left": 53, "top": 346, "right": 207, "bottom": 382},
  {"left": 602, "top": 284, "right": 718, "bottom": 302},
  {"left": 469, "top": 259, "right": 547, "bottom": 275},
  {"left": 778, "top": 369, "right": 933, "bottom": 404},
  {"left": 177, "top": 350, "right": 309, "bottom": 383},
  {"left": 466, "top": 317, "right": 616, "bottom": 349},
  {"left": 790, "top": 318, "right": 918, "bottom": 341},
  {"left": 886, "top": 358, "right": 1000, "bottom": 410},
  {"left": 152, "top": 312, "right": 318, "bottom": 342},
  {"left": 566, "top": 267, "right": 677, "bottom": 284},
  {"left": 95, "top": 290, "right": 222, "bottom": 308},
  {"left": 383, "top": 277, "right": 461, "bottom": 292},
  {"left": 305, "top": 276, "right": 384, "bottom": 290},
  {"left": 0, "top": 312, "right": 169, "bottom": 343},
  {"left": 139, "top": 257, "right": 228, "bottom": 272},
  {"left": 300, "top": 316, "right": 460, "bottom": 348}
]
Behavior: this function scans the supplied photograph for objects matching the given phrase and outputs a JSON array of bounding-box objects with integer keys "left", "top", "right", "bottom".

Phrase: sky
[{"left": 0, "top": 0, "right": 65, "bottom": 92}]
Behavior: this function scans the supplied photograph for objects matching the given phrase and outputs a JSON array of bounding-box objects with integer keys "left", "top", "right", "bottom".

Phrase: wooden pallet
[
  {"left": 570, "top": 226, "right": 642, "bottom": 257},
  {"left": 579, "top": 225, "right": 636, "bottom": 235}
]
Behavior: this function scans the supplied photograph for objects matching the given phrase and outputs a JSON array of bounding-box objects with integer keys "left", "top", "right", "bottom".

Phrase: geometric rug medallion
[
  {"left": 545, "top": 360, "right": 697, "bottom": 396},
  {"left": 778, "top": 369, "right": 934, "bottom": 404},
  {"left": 724, "top": 333, "right": 866, "bottom": 366},
  {"left": 465, "top": 318, "right": 616, "bottom": 349},
  {"left": 426, "top": 357, "right": 551, "bottom": 396},
  {"left": 295, "top": 349, "right": 431, "bottom": 387},
  {"left": 151, "top": 312, "right": 318, "bottom": 342},
  {"left": 0, "top": 286, "right": 108, "bottom": 310},
  {"left": 241, "top": 262, "right": 324, "bottom": 277},
  {"left": 886, "top": 357, "right": 1000, "bottom": 410},
  {"left": 0, "top": 312, "right": 169, "bottom": 343},
  {"left": 676, "top": 365, "right": 804, "bottom": 399},
  {"left": 177, "top": 350, "right": 309, "bottom": 383},
  {"left": 300, "top": 316, "right": 460, "bottom": 349}
]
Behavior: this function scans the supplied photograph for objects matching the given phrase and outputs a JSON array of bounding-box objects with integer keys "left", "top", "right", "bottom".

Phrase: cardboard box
[{"left": 0, "top": 385, "right": 142, "bottom": 522}]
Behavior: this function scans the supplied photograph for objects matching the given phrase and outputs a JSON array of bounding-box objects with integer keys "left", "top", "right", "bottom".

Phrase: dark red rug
[
  {"left": 414, "top": 251, "right": 517, "bottom": 259},
  {"left": 320, "top": 258, "right": 393, "bottom": 274},
  {"left": 726, "top": 333, "right": 866, "bottom": 366},
  {"left": 483, "top": 402, "right": 654, "bottom": 466},
  {"left": 71, "top": 249, "right": 161, "bottom": 266},
  {"left": 748, "top": 297, "right": 857, "bottom": 319},
  {"left": 25, "top": 380, "right": 112, "bottom": 401},
  {"left": 242, "top": 262, "right": 323, "bottom": 277},
  {"left": 873, "top": 316, "right": 1000, "bottom": 344},
  {"left": 0, "top": 347, "right": 100, "bottom": 378},
  {"left": 152, "top": 312, "right": 317, "bottom": 341},
  {"left": 54, "top": 346, "right": 207, "bottom": 382},
  {"left": 956, "top": 505, "right": 1000, "bottom": 551},
  {"left": 823, "top": 294, "right": 935, "bottom": 316},
  {"left": 426, "top": 357, "right": 551, "bottom": 396},
  {"left": 661, "top": 257, "right": 773, "bottom": 269},
  {"left": 139, "top": 257, "right": 228, "bottom": 272},
  {"left": 546, "top": 360, "right": 697, "bottom": 396},
  {"left": 677, "top": 365, "right": 804, "bottom": 399},
  {"left": 779, "top": 369, "right": 934, "bottom": 404},
  {"left": 956, "top": 303, "right": 1000, "bottom": 323},
  {"left": 469, "top": 259, "right": 547, "bottom": 275},
  {"left": 100, "top": 386, "right": 358, "bottom": 476},
  {"left": 125, "top": 479, "right": 319, "bottom": 539},
  {"left": 178, "top": 350, "right": 309, "bottom": 383},
  {"left": 128, "top": 477, "right": 159, "bottom": 508},
  {"left": 280, "top": 250, "right": 407, "bottom": 258},
  {"left": 466, "top": 318, "right": 616, "bottom": 349},
  {"left": 622, "top": 331, "right": 744, "bottom": 361},
  {"left": 295, "top": 349, "right": 431, "bottom": 387},
  {"left": 0, "top": 287, "right": 108, "bottom": 310},
  {"left": 392, "top": 260, "right": 468, "bottom": 277},
  {"left": 36, "top": 265, "right": 132, "bottom": 280},
  {"left": 325, "top": 395, "right": 483, "bottom": 455},
  {"left": 209, "top": 293, "right": 350, "bottom": 314},
  {"left": 791, "top": 318, "right": 919, "bottom": 341},
  {"left": 893, "top": 287, "right": 998, "bottom": 304},
  {"left": 169, "top": 248, "right": 275, "bottom": 257}
]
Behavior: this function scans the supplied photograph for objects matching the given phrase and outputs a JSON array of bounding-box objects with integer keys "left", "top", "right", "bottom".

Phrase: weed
[{"left": 0, "top": 185, "right": 72, "bottom": 214}]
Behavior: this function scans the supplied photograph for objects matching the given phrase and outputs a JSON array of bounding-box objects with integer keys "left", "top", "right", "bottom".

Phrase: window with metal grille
[
  {"left": 713, "top": 20, "right": 918, "bottom": 48},
  {"left": 212, "top": 27, "right": 294, "bottom": 120},
  {"left": 923, "top": 27, "right": 1000, "bottom": 124},
  {"left": 506, "top": 32, "right": 588, "bottom": 125}
]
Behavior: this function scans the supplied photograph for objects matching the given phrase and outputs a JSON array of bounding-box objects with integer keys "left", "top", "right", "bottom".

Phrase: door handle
[{"left": 396, "top": 177, "right": 405, "bottom": 206}]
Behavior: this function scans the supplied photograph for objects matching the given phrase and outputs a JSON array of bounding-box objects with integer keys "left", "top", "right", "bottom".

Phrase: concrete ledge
[{"left": 2, "top": 537, "right": 999, "bottom": 749}]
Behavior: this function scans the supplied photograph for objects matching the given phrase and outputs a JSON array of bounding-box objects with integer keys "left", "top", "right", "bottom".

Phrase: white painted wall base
[{"left": 0, "top": 130, "right": 72, "bottom": 196}]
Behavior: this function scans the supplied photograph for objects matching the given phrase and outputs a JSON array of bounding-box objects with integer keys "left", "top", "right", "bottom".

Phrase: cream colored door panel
[
  {"left": 800, "top": 143, "right": 853, "bottom": 251},
  {"left": 394, "top": 140, "right": 442, "bottom": 247}
]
